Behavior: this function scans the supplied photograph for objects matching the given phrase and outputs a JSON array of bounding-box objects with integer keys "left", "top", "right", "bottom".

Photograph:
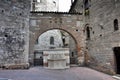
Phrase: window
[
  {"left": 62, "top": 36, "right": 65, "bottom": 45},
  {"left": 84, "top": 0, "right": 89, "bottom": 9},
  {"left": 33, "top": 0, "right": 37, "bottom": 2},
  {"left": 86, "top": 27, "right": 90, "bottom": 40},
  {"left": 50, "top": 36, "right": 54, "bottom": 45},
  {"left": 71, "top": 52, "right": 74, "bottom": 57},
  {"left": 114, "top": 19, "right": 119, "bottom": 31},
  {"left": 53, "top": 1, "right": 56, "bottom": 6},
  {"left": 35, "top": 38, "right": 39, "bottom": 44},
  {"left": 84, "top": 0, "right": 90, "bottom": 16}
]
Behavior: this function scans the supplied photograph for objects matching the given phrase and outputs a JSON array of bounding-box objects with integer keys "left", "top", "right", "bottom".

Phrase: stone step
[
  {"left": 112, "top": 75, "right": 120, "bottom": 80},
  {"left": 70, "top": 64, "right": 79, "bottom": 67}
]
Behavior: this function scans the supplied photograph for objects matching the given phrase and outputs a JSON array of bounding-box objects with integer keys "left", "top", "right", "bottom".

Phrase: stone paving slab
[
  {"left": 0, "top": 67, "right": 116, "bottom": 80},
  {"left": 0, "top": 78, "right": 12, "bottom": 80}
]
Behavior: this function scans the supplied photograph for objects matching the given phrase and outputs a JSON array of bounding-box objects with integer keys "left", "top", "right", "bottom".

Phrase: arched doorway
[
  {"left": 33, "top": 29, "right": 78, "bottom": 67},
  {"left": 29, "top": 12, "right": 85, "bottom": 67}
]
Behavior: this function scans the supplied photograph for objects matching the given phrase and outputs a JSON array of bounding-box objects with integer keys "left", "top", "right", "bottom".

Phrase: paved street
[{"left": 0, "top": 67, "right": 116, "bottom": 80}]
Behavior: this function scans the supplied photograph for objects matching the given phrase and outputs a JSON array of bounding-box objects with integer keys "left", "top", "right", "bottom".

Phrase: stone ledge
[{"left": 2, "top": 63, "right": 30, "bottom": 69}]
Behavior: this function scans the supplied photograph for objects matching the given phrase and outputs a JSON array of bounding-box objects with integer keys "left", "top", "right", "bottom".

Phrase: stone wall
[
  {"left": 0, "top": 0, "right": 30, "bottom": 68},
  {"left": 70, "top": 0, "right": 120, "bottom": 74},
  {"left": 69, "top": 0, "right": 84, "bottom": 13},
  {"left": 86, "top": 0, "right": 120, "bottom": 74}
]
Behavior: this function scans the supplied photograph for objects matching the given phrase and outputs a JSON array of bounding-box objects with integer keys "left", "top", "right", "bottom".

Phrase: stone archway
[
  {"left": 34, "top": 29, "right": 78, "bottom": 66},
  {"left": 29, "top": 12, "right": 85, "bottom": 66}
]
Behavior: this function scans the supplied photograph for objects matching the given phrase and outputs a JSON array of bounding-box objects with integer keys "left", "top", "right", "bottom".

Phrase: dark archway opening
[{"left": 113, "top": 47, "right": 120, "bottom": 74}]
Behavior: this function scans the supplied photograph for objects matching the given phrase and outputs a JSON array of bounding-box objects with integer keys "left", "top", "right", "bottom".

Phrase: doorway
[
  {"left": 34, "top": 51, "right": 43, "bottom": 66},
  {"left": 113, "top": 47, "right": 120, "bottom": 74}
]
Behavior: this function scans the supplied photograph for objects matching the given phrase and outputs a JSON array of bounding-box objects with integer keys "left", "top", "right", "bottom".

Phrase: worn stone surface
[
  {"left": 0, "top": 0, "right": 30, "bottom": 67},
  {"left": 79, "top": 0, "right": 120, "bottom": 74},
  {"left": 0, "top": 67, "right": 116, "bottom": 80},
  {"left": 70, "top": 0, "right": 84, "bottom": 13},
  {"left": 71, "top": 0, "right": 120, "bottom": 74},
  {"left": 86, "top": 0, "right": 120, "bottom": 74}
]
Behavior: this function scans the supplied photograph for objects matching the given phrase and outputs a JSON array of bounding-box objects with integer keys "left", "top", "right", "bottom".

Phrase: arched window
[
  {"left": 50, "top": 36, "right": 54, "bottom": 45},
  {"left": 114, "top": 19, "right": 119, "bottom": 31},
  {"left": 53, "top": 1, "right": 56, "bottom": 6},
  {"left": 84, "top": 0, "right": 89, "bottom": 9},
  {"left": 84, "top": 0, "right": 89, "bottom": 16},
  {"left": 35, "top": 38, "right": 39, "bottom": 44},
  {"left": 86, "top": 27, "right": 90, "bottom": 40}
]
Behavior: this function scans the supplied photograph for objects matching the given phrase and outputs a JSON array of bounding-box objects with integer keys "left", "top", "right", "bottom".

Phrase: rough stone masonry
[
  {"left": 70, "top": 0, "right": 120, "bottom": 74},
  {"left": 0, "top": 0, "right": 30, "bottom": 68}
]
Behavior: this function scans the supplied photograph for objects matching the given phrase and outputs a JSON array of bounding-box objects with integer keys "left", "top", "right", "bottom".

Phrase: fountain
[{"left": 43, "top": 48, "right": 70, "bottom": 69}]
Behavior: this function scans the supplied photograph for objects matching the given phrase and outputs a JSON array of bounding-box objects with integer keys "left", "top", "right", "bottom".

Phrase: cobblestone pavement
[{"left": 0, "top": 67, "right": 116, "bottom": 80}]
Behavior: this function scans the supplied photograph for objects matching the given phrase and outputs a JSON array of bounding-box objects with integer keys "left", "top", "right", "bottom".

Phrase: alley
[{"left": 0, "top": 67, "right": 116, "bottom": 80}]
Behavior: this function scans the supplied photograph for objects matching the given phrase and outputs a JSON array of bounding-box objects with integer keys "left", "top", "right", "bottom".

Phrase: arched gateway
[{"left": 29, "top": 11, "right": 86, "bottom": 66}]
